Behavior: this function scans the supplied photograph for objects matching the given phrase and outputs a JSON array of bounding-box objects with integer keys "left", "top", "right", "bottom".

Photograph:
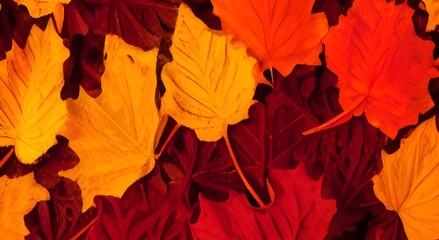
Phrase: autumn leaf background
[{"left": 1, "top": 0, "right": 439, "bottom": 239}]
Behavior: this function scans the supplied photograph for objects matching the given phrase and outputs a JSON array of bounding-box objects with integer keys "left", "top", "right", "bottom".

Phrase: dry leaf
[
  {"left": 60, "top": 34, "right": 159, "bottom": 212},
  {"left": 211, "top": 0, "right": 328, "bottom": 76},
  {"left": 424, "top": 0, "right": 439, "bottom": 31},
  {"left": 0, "top": 173, "right": 50, "bottom": 239},
  {"left": 373, "top": 116, "right": 439, "bottom": 240},
  {"left": 0, "top": 20, "right": 68, "bottom": 164},
  {"left": 304, "top": 0, "right": 437, "bottom": 139},
  {"left": 14, "top": 0, "right": 70, "bottom": 18},
  {"left": 161, "top": 4, "right": 257, "bottom": 142}
]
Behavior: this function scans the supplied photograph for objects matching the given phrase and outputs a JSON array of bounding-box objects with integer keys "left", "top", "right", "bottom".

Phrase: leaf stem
[
  {"left": 154, "top": 124, "right": 181, "bottom": 159},
  {"left": 69, "top": 208, "right": 101, "bottom": 240},
  {"left": 224, "top": 132, "right": 266, "bottom": 207},
  {"left": 0, "top": 147, "right": 13, "bottom": 169}
]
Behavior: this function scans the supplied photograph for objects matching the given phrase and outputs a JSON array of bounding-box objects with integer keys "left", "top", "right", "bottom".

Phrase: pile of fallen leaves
[{"left": 1, "top": 0, "right": 439, "bottom": 239}]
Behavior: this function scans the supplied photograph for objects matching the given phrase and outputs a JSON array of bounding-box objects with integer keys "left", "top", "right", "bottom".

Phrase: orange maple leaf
[
  {"left": 304, "top": 0, "right": 438, "bottom": 139},
  {"left": 211, "top": 0, "right": 328, "bottom": 77}
]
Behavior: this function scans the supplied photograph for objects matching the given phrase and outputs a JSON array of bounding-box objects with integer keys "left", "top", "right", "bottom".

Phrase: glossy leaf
[
  {"left": 373, "top": 116, "right": 439, "bottom": 240},
  {"left": 0, "top": 20, "right": 68, "bottom": 164},
  {"left": 191, "top": 164, "right": 336, "bottom": 239},
  {"left": 304, "top": 0, "right": 437, "bottom": 139},
  {"left": 161, "top": 3, "right": 257, "bottom": 141},
  {"left": 0, "top": 173, "right": 50, "bottom": 239},
  {"left": 60, "top": 35, "right": 159, "bottom": 212},
  {"left": 211, "top": 0, "right": 328, "bottom": 76}
]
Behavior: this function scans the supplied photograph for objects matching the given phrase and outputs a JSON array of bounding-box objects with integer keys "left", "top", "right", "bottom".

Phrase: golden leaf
[
  {"left": 0, "top": 173, "right": 50, "bottom": 239},
  {"left": 0, "top": 21, "right": 68, "bottom": 164},
  {"left": 14, "top": 0, "right": 70, "bottom": 18},
  {"left": 424, "top": 0, "right": 439, "bottom": 31},
  {"left": 161, "top": 4, "right": 257, "bottom": 142},
  {"left": 60, "top": 34, "right": 159, "bottom": 212},
  {"left": 373, "top": 116, "right": 439, "bottom": 240}
]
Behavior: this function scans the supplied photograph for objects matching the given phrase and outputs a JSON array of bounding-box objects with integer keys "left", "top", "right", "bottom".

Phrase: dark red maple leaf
[
  {"left": 60, "top": 0, "right": 181, "bottom": 99},
  {"left": 23, "top": 137, "right": 98, "bottom": 240},
  {"left": 267, "top": 65, "right": 408, "bottom": 238},
  {"left": 191, "top": 164, "right": 336, "bottom": 239},
  {"left": 86, "top": 127, "right": 246, "bottom": 239},
  {"left": 0, "top": 0, "right": 49, "bottom": 60}
]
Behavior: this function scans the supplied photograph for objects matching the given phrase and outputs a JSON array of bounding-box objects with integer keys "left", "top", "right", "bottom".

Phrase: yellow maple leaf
[
  {"left": 14, "top": 0, "right": 70, "bottom": 19},
  {"left": 373, "top": 116, "right": 439, "bottom": 240},
  {"left": 161, "top": 4, "right": 257, "bottom": 142},
  {"left": 424, "top": 0, "right": 439, "bottom": 31},
  {"left": 0, "top": 173, "right": 50, "bottom": 240},
  {"left": 0, "top": 20, "right": 68, "bottom": 164},
  {"left": 60, "top": 34, "right": 159, "bottom": 212}
]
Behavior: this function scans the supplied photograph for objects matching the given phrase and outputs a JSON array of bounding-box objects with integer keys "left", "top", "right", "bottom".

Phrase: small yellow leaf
[
  {"left": 60, "top": 34, "right": 159, "bottom": 212},
  {"left": 0, "top": 20, "right": 68, "bottom": 164},
  {"left": 373, "top": 116, "right": 439, "bottom": 240},
  {"left": 0, "top": 173, "right": 50, "bottom": 239},
  {"left": 14, "top": 0, "right": 70, "bottom": 18},
  {"left": 424, "top": 0, "right": 439, "bottom": 31},
  {"left": 161, "top": 4, "right": 257, "bottom": 142}
]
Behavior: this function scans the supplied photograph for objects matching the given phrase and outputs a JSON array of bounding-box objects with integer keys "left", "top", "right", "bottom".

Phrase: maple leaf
[
  {"left": 211, "top": 0, "right": 328, "bottom": 76},
  {"left": 63, "top": 0, "right": 180, "bottom": 50},
  {"left": 0, "top": 20, "right": 68, "bottom": 164},
  {"left": 424, "top": 0, "right": 439, "bottom": 31},
  {"left": 304, "top": 0, "right": 438, "bottom": 139},
  {"left": 373, "top": 116, "right": 439, "bottom": 240},
  {"left": 269, "top": 66, "right": 404, "bottom": 238},
  {"left": 0, "top": 172, "right": 50, "bottom": 239},
  {"left": 191, "top": 164, "right": 336, "bottom": 239},
  {"left": 59, "top": 34, "right": 159, "bottom": 212},
  {"left": 161, "top": 3, "right": 257, "bottom": 142}
]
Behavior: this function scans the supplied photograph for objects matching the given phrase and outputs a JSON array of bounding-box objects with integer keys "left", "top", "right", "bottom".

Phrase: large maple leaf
[
  {"left": 191, "top": 164, "right": 336, "bottom": 239},
  {"left": 0, "top": 20, "right": 68, "bottom": 164},
  {"left": 0, "top": 173, "right": 50, "bottom": 239},
  {"left": 373, "top": 116, "right": 439, "bottom": 240},
  {"left": 269, "top": 66, "right": 406, "bottom": 238},
  {"left": 161, "top": 3, "right": 257, "bottom": 142},
  {"left": 59, "top": 34, "right": 159, "bottom": 212},
  {"left": 304, "top": 0, "right": 438, "bottom": 139},
  {"left": 211, "top": 0, "right": 328, "bottom": 76}
]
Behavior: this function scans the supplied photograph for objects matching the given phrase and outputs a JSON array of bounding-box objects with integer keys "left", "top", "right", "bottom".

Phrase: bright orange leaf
[
  {"left": 60, "top": 35, "right": 159, "bottom": 212},
  {"left": 304, "top": 0, "right": 438, "bottom": 139},
  {"left": 373, "top": 116, "right": 439, "bottom": 240},
  {"left": 424, "top": 0, "right": 439, "bottom": 31},
  {"left": 0, "top": 173, "right": 50, "bottom": 239},
  {"left": 211, "top": 0, "right": 328, "bottom": 77},
  {"left": 0, "top": 21, "right": 68, "bottom": 164}
]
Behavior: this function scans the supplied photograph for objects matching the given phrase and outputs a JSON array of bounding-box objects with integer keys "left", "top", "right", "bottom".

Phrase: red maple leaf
[
  {"left": 191, "top": 164, "right": 336, "bottom": 239},
  {"left": 304, "top": 0, "right": 438, "bottom": 139}
]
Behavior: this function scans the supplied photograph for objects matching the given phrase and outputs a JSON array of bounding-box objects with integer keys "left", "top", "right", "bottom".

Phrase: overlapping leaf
[
  {"left": 424, "top": 0, "right": 439, "bottom": 31},
  {"left": 13, "top": 0, "right": 69, "bottom": 18},
  {"left": 161, "top": 3, "right": 257, "bottom": 142},
  {"left": 191, "top": 164, "right": 336, "bottom": 239},
  {"left": 211, "top": 0, "right": 328, "bottom": 76},
  {"left": 0, "top": 173, "right": 49, "bottom": 239},
  {"left": 373, "top": 116, "right": 439, "bottom": 240},
  {"left": 59, "top": 34, "right": 159, "bottom": 212},
  {"left": 87, "top": 127, "right": 245, "bottom": 239},
  {"left": 304, "top": 0, "right": 437, "bottom": 139},
  {"left": 0, "top": 20, "right": 68, "bottom": 164}
]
